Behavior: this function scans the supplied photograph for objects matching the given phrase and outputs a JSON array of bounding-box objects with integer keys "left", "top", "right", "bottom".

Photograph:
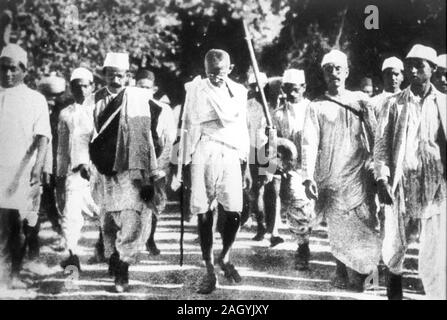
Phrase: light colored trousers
[
  {"left": 101, "top": 207, "right": 152, "bottom": 264},
  {"left": 382, "top": 201, "right": 446, "bottom": 300},
  {"left": 62, "top": 172, "right": 99, "bottom": 255},
  {"left": 419, "top": 206, "right": 446, "bottom": 300},
  {"left": 381, "top": 205, "right": 410, "bottom": 275}
]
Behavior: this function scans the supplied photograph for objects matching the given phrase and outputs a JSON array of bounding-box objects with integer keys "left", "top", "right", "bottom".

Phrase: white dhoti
[
  {"left": 97, "top": 170, "right": 152, "bottom": 263},
  {"left": 62, "top": 171, "right": 99, "bottom": 255},
  {"left": 98, "top": 171, "right": 146, "bottom": 213},
  {"left": 190, "top": 136, "right": 243, "bottom": 215},
  {"left": 0, "top": 84, "right": 51, "bottom": 227},
  {"left": 0, "top": 164, "right": 41, "bottom": 227},
  {"left": 418, "top": 200, "right": 447, "bottom": 300},
  {"left": 381, "top": 204, "right": 408, "bottom": 275},
  {"left": 100, "top": 206, "right": 152, "bottom": 264},
  {"left": 326, "top": 201, "right": 382, "bottom": 275}
]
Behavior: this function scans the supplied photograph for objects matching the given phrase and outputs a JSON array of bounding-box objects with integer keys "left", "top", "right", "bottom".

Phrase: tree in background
[
  {"left": 169, "top": 0, "right": 288, "bottom": 104},
  {"left": 0, "top": 0, "right": 287, "bottom": 104},
  {"left": 1, "top": 0, "right": 445, "bottom": 103},
  {"left": 261, "top": 0, "right": 446, "bottom": 98},
  {"left": 1, "top": 0, "right": 180, "bottom": 89}
]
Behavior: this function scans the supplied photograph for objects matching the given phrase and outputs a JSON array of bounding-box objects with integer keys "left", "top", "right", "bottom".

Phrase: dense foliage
[{"left": 1, "top": 0, "right": 445, "bottom": 103}]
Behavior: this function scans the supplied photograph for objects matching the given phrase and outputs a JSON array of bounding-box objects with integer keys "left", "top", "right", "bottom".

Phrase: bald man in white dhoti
[{"left": 175, "top": 49, "right": 251, "bottom": 294}]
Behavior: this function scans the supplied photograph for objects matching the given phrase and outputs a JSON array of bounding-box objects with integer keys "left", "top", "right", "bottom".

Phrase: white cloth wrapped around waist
[
  {"left": 200, "top": 119, "right": 249, "bottom": 160},
  {"left": 0, "top": 165, "right": 41, "bottom": 225},
  {"left": 0, "top": 163, "right": 34, "bottom": 210},
  {"left": 65, "top": 171, "right": 99, "bottom": 218}
]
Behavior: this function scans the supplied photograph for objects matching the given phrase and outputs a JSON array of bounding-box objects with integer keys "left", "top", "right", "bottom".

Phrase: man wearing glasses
[
  {"left": 175, "top": 49, "right": 251, "bottom": 294},
  {"left": 86, "top": 52, "right": 162, "bottom": 293},
  {"left": 302, "top": 49, "right": 380, "bottom": 292}
]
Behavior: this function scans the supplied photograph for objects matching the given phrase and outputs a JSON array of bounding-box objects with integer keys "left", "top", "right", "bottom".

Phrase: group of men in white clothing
[{"left": 0, "top": 40, "right": 445, "bottom": 300}]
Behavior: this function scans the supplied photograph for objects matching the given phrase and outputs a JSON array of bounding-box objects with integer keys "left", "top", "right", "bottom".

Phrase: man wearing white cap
[
  {"left": 302, "top": 49, "right": 380, "bottom": 291},
  {"left": 55, "top": 67, "right": 99, "bottom": 271},
  {"left": 369, "top": 56, "right": 404, "bottom": 119},
  {"left": 433, "top": 54, "right": 447, "bottom": 93},
  {"left": 270, "top": 68, "right": 313, "bottom": 265},
  {"left": 85, "top": 52, "right": 161, "bottom": 292},
  {"left": 274, "top": 69, "right": 309, "bottom": 150},
  {"left": 0, "top": 43, "right": 51, "bottom": 289},
  {"left": 375, "top": 44, "right": 446, "bottom": 300},
  {"left": 367, "top": 56, "right": 405, "bottom": 245}
]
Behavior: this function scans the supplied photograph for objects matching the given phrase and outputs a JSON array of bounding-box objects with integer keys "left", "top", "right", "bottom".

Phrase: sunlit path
[{"left": 0, "top": 201, "right": 425, "bottom": 300}]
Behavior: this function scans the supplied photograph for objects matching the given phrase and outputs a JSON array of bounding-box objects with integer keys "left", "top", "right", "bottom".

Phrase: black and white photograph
[{"left": 0, "top": 0, "right": 446, "bottom": 303}]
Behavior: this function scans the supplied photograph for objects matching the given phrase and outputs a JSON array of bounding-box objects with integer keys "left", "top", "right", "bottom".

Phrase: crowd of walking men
[{"left": 0, "top": 40, "right": 446, "bottom": 299}]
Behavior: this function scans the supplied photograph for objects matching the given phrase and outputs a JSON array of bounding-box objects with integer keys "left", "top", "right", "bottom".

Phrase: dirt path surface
[{"left": 0, "top": 202, "right": 425, "bottom": 300}]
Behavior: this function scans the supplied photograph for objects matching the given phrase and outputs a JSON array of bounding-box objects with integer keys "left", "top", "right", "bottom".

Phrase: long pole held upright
[{"left": 242, "top": 19, "right": 273, "bottom": 128}]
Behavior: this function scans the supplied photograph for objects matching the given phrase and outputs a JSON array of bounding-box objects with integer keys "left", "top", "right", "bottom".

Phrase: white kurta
[
  {"left": 156, "top": 102, "right": 176, "bottom": 175},
  {"left": 273, "top": 99, "right": 310, "bottom": 168},
  {"left": 369, "top": 91, "right": 398, "bottom": 120},
  {"left": 302, "top": 91, "right": 370, "bottom": 209},
  {"left": 0, "top": 84, "right": 51, "bottom": 223},
  {"left": 57, "top": 102, "right": 95, "bottom": 177},
  {"left": 302, "top": 90, "right": 381, "bottom": 274},
  {"left": 273, "top": 99, "right": 309, "bottom": 146},
  {"left": 57, "top": 102, "right": 99, "bottom": 254},
  {"left": 375, "top": 85, "right": 447, "bottom": 298}
]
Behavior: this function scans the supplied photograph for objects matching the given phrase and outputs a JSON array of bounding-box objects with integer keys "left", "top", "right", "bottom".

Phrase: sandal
[
  {"left": 217, "top": 259, "right": 242, "bottom": 283},
  {"left": 197, "top": 272, "right": 217, "bottom": 294}
]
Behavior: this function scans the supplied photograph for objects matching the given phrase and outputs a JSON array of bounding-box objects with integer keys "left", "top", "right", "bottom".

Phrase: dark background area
[{"left": 1, "top": 0, "right": 445, "bottom": 104}]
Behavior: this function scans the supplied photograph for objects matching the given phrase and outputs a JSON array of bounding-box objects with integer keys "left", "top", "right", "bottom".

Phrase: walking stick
[
  {"left": 242, "top": 19, "right": 277, "bottom": 168},
  {"left": 242, "top": 19, "right": 272, "bottom": 128},
  {"left": 172, "top": 100, "right": 188, "bottom": 266},
  {"left": 179, "top": 166, "right": 184, "bottom": 267}
]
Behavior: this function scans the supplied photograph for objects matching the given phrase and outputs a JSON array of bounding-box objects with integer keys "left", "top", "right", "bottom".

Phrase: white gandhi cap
[
  {"left": 0, "top": 43, "right": 28, "bottom": 68},
  {"left": 248, "top": 72, "right": 268, "bottom": 87},
  {"left": 321, "top": 49, "right": 348, "bottom": 68},
  {"left": 103, "top": 52, "right": 129, "bottom": 70},
  {"left": 38, "top": 72, "right": 66, "bottom": 95},
  {"left": 436, "top": 54, "right": 447, "bottom": 69},
  {"left": 70, "top": 67, "right": 93, "bottom": 82},
  {"left": 406, "top": 44, "right": 437, "bottom": 65},
  {"left": 282, "top": 69, "right": 305, "bottom": 85},
  {"left": 381, "top": 57, "right": 404, "bottom": 72}
]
